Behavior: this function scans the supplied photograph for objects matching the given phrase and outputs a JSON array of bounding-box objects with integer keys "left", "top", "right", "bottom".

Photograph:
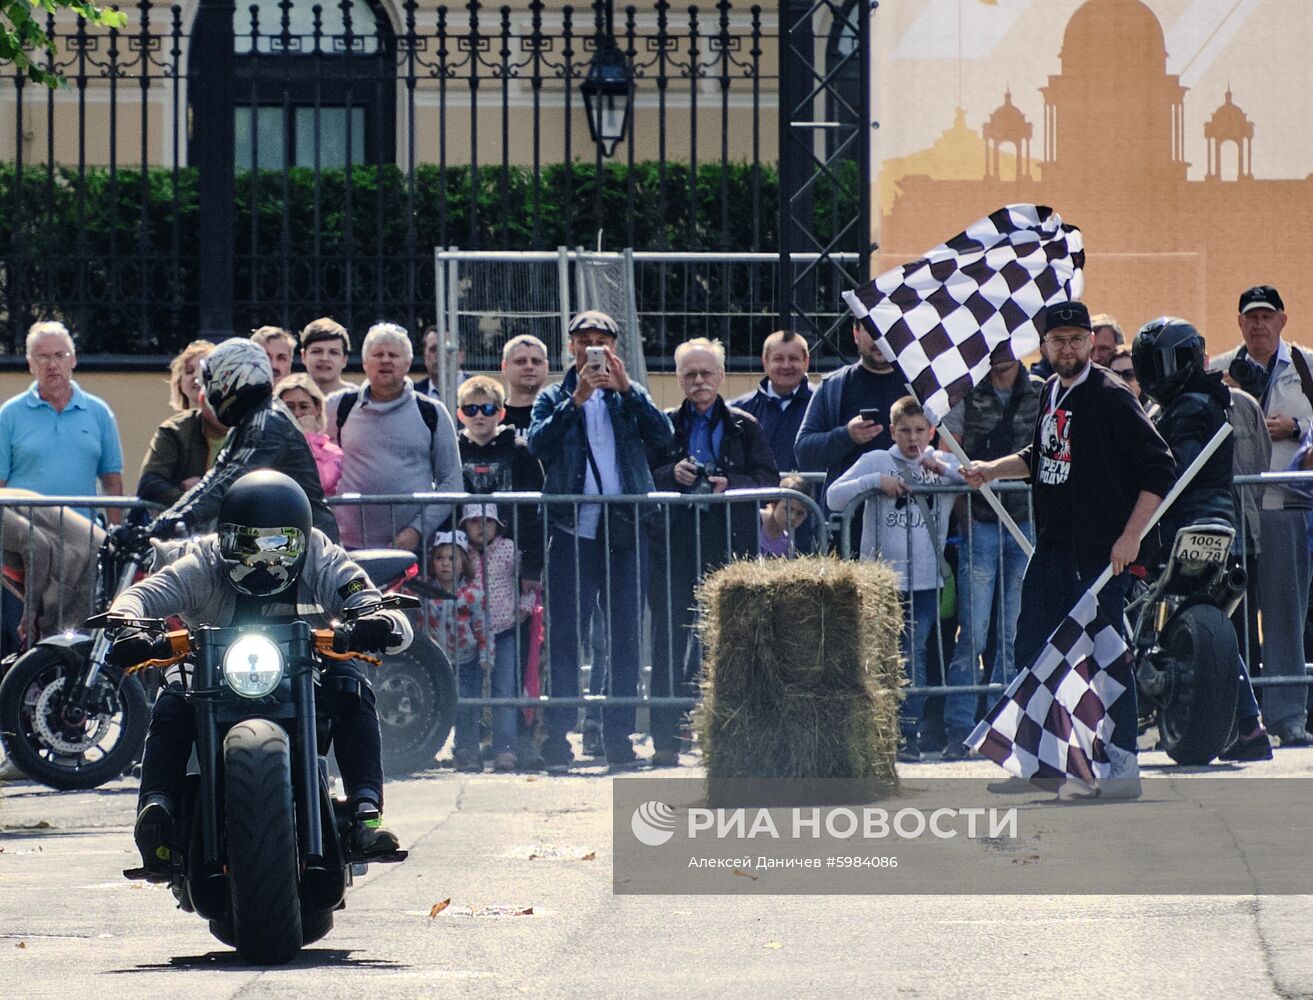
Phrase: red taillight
[{"left": 386, "top": 561, "right": 420, "bottom": 593}]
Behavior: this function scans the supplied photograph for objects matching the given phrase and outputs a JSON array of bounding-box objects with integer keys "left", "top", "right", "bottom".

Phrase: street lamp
[{"left": 580, "top": 3, "right": 631, "bottom": 158}]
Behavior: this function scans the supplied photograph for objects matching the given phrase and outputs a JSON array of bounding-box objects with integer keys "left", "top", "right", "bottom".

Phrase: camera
[
  {"left": 1228, "top": 355, "right": 1269, "bottom": 400},
  {"left": 687, "top": 459, "right": 720, "bottom": 496}
]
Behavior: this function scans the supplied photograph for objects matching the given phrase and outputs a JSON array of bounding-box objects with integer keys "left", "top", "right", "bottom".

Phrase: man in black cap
[
  {"left": 1209, "top": 285, "right": 1313, "bottom": 745},
  {"left": 964, "top": 301, "right": 1175, "bottom": 795}
]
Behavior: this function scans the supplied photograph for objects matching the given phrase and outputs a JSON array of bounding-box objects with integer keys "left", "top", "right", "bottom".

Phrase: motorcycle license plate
[{"left": 1172, "top": 530, "right": 1230, "bottom": 565}]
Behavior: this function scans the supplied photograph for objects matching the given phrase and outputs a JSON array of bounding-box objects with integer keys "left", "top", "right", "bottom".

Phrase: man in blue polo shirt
[{"left": 0, "top": 321, "right": 124, "bottom": 524}]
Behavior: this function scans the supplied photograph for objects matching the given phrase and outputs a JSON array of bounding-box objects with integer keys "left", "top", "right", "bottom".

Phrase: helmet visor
[{"left": 219, "top": 524, "right": 306, "bottom": 595}]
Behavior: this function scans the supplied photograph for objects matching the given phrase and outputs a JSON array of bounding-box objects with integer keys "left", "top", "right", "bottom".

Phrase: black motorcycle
[
  {"left": 0, "top": 528, "right": 151, "bottom": 789},
  {"left": 0, "top": 538, "right": 456, "bottom": 787},
  {"left": 1126, "top": 519, "right": 1246, "bottom": 765},
  {"left": 101, "top": 601, "right": 414, "bottom": 965}
]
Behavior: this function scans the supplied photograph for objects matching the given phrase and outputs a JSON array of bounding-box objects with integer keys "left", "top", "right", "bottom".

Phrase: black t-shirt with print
[{"left": 1034, "top": 386, "right": 1075, "bottom": 546}]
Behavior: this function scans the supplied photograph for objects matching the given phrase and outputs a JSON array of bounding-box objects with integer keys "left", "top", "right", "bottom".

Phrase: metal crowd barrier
[
  {"left": 832, "top": 472, "right": 1313, "bottom": 699},
  {"left": 328, "top": 489, "right": 825, "bottom": 710},
  {"left": 7, "top": 474, "right": 1313, "bottom": 723}
]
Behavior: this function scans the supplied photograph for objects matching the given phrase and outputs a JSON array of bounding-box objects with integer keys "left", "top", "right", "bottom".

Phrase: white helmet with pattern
[{"left": 202, "top": 338, "right": 273, "bottom": 426}]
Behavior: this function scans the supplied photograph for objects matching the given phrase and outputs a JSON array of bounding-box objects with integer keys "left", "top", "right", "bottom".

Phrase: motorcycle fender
[
  {"left": 299, "top": 771, "right": 348, "bottom": 913},
  {"left": 32, "top": 631, "right": 96, "bottom": 662}
]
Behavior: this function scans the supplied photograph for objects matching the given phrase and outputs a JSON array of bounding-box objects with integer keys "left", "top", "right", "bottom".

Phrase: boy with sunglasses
[{"left": 455, "top": 375, "right": 545, "bottom": 571}]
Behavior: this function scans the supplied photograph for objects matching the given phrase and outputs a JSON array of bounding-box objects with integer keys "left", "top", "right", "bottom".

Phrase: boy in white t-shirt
[{"left": 826, "top": 395, "right": 962, "bottom": 762}]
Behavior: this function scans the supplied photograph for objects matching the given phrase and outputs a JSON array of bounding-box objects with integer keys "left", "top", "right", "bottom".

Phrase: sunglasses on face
[{"left": 460, "top": 403, "right": 500, "bottom": 418}]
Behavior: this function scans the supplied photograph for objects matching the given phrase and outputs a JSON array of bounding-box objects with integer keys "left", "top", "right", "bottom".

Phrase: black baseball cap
[
  {"left": 1040, "top": 301, "right": 1092, "bottom": 335},
  {"left": 1238, "top": 285, "right": 1285, "bottom": 314}
]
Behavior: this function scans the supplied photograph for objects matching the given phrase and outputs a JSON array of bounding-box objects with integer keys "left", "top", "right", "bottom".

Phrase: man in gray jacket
[
  {"left": 327, "top": 323, "right": 463, "bottom": 552},
  {"left": 114, "top": 472, "right": 412, "bottom": 873},
  {"left": 1209, "top": 285, "right": 1313, "bottom": 745}
]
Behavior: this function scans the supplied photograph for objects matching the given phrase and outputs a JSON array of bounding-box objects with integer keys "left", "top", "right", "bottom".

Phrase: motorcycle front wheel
[
  {"left": 0, "top": 647, "right": 148, "bottom": 790},
  {"left": 1156, "top": 603, "right": 1239, "bottom": 765},
  {"left": 223, "top": 720, "right": 304, "bottom": 964},
  {"left": 374, "top": 635, "right": 456, "bottom": 774}
]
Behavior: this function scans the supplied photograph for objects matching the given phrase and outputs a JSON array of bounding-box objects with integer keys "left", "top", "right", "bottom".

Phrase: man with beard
[
  {"left": 795, "top": 321, "right": 905, "bottom": 510},
  {"left": 964, "top": 301, "right": 1175, "bottom": 796}
]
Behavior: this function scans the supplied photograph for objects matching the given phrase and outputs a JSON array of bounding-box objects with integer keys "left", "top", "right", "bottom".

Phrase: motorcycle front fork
[{"left": 61, "top": 558, "right": 142, "bottom": 713}]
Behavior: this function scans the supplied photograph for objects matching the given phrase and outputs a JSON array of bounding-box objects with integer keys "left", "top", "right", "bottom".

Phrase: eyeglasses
[
  {"left": 31, "top": 351, "right": 71, "bottom": 365},
  {"left": 1046, "top": 334, "right": 1090, "bottom": 350},
  {"left": 460, "top": 402, "right": 500, "bottom": 418},
  {"left": 679, "top": 369, "right": 721, "bottom": 383}
]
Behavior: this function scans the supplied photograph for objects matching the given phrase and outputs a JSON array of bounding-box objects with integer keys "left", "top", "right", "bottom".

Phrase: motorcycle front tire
[
  {"left": 1156, "top": 603, "right": 1239, "bottom": 766},
  {"left": 222, "top": 720, "right": 304, "bottom": 964},
  {"left": 0, "top": 646, "right": 148, "bottom": 790}
]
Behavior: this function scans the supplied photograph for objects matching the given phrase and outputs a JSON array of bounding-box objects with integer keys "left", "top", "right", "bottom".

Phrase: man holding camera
[
  {"left": 1209, "top": 285, "right": 1313, "bottom": 745},
  {"left": 528, "top": 310, "right": 674, "bottom": 772},
  {"left": 648, "top": 338, "right": 779, "bottom": 766}
]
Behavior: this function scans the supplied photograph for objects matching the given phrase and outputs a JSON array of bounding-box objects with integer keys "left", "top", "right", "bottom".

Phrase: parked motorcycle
[
  {"left": 0, "top": 534, "right": 455, "bottom": 789},
  {"left": 1126, "top": 519, "right": 1245, "bottom": 765},
  {"left": 102, "top": 602, "right": 413, "bottom": 964},
  {"left": 0, "top": 528, "right": 151, "bottom": 789}
]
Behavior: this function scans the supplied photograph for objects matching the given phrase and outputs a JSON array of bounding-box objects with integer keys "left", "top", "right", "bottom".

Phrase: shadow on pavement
[{"left": 108, "top": 949, "right": 409, "bottom": 972}]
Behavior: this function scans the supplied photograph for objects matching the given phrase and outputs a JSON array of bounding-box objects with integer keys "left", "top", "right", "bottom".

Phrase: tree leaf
[{"left": 428, "top": 898, "right": 451, "bottom": 918}]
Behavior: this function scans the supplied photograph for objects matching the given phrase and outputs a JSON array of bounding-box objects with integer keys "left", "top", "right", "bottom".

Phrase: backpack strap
[
  {"left": 335, "top": 388, "right": 439, "bottom": 440},
  {"left": 335, "top": 390, "right": 360, "bottom": 435},
  {"left": 1289, "top": 346, "right": 1313, "bottom": 413},
  {"left": 413, "top": 393, "right": 440, "bottom": 438}
]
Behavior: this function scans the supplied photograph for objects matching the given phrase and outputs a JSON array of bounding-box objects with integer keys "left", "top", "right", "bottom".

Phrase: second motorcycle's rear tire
[
  {"left": 223, "top": 720, "right": 304, "bottom": 964},
  {"left": 1156, "top": 604, "right": 1239, "bottom": 766}
]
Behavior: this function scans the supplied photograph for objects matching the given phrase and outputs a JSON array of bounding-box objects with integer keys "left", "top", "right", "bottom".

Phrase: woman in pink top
[{"left": 276, "top": 373, "right": 344, "bottom": 496}]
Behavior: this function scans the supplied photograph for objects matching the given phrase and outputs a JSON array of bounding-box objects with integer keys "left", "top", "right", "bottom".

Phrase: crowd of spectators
[{"left": 6, "top": 281, "right": 1313, "bottom": 773}]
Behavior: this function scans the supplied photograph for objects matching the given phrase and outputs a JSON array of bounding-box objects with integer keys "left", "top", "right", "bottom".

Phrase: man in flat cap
[{"left": 527, "top": 309, "right": 674, "bottom": 773}]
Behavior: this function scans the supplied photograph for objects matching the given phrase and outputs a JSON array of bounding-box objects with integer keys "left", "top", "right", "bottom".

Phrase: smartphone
[
  {"left": 585, "top": 346, "right": 609, "bottom": 374},
  {"left": 859, "top": 407, "right": 883, "bottom": 424}
]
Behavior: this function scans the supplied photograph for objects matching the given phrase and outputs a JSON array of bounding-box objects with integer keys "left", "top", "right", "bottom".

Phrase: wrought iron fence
[{"left": 0, "top": 1, "right": 865, "bottom": 358}]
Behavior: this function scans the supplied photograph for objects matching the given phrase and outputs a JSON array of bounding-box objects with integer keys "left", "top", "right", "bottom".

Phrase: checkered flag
[
  {"left": 967, "top": 587, "right": 1133, "bottom": 793},
  {"left": 843, "top": 204, "right": 1084, "bottom": 425}
]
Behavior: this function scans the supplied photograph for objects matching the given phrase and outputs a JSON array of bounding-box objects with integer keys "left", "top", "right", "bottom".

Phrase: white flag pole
[
  {"left": 1087, "top": 421, "right": 1233, "bottom": 596},
  {"left": 934, "top": 420, "right": 1035, "bottom": 558}
]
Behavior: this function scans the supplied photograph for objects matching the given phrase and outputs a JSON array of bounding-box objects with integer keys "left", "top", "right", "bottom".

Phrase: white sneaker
[{"left": 1060, "top": 744, "right": 1141, "bottom": 800}]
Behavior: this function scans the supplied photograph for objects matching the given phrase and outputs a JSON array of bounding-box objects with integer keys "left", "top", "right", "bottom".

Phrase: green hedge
[{"left": 0, "top": 159, "right": 860, "bottom": 352}]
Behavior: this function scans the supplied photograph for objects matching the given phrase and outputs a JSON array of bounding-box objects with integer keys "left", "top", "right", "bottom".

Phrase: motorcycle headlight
[{"left": 222, "top": 633, "right": 285, "bottom": 699}]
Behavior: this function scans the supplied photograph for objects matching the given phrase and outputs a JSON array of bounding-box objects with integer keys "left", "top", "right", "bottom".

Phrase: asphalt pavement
[{"left": 3, "top": 742, "right": 1313, "bottom": 1000}]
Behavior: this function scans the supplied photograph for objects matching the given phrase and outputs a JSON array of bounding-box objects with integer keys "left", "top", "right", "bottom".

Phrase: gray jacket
[
  {"left": 1210, "top": 341, "right": 1313, "bottom": 510},
  {"left": 112, "top": 529, "right": 413, "bottom": 653}
]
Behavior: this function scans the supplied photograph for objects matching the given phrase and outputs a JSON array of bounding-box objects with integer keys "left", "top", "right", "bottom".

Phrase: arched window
[{"left": 225, "top": 0, "right": 396, "bottom": 169}]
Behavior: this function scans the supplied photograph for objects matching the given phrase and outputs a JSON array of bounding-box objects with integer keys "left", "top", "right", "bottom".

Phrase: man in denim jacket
[{"left": 528, "top": 310, "right": 674, "bottom": 772}]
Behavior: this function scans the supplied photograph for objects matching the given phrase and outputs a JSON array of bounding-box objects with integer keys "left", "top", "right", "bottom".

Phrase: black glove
[
  {"left": 109, "top": 523, "right": 150, "bottom": 555},
  {"left": 146, "top": 515, "right": 187, "bottom": 540},
  {"left": 110, "top": 633, "right": 159, "bottom": 670},
  {"left": 348, "top": 614, "right": 396, "bottom": 653}
]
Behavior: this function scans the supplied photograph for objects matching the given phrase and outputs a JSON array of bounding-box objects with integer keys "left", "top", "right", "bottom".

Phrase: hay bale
[{"left": 694, "top": 556, "right": 904, "bottom": 794}]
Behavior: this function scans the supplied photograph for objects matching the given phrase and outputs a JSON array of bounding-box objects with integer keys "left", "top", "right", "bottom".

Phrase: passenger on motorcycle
[
  {"left": 111, "top": 470, "right": 411, "bottom": 873},
  {"left": 1131, "top": 317, "right": 1270, "bottom": 760},
  {"left": 144, "top": 338, "right": 339, "bottom": 542}
]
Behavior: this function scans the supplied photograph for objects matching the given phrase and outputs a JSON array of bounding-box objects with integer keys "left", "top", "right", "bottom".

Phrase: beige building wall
[{"left": 0, "top": 2, "right": 785, "bottom": 170}]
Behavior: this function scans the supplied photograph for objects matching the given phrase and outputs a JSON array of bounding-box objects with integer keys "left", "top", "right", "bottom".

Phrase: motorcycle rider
[
  {"left": 1131, "top": 317, "right": 1271, "bottom": 760},
  {"left": 144, "top": 338, "right": 339, "bottom": 541},
  {"left": 111, "top": 470, "right": 411, "bottom": 873}
]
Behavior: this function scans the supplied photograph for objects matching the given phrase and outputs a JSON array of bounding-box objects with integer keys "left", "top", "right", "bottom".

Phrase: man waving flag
[{"left": 842, "top": 204, "right": 1084, "bottom": 427}]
